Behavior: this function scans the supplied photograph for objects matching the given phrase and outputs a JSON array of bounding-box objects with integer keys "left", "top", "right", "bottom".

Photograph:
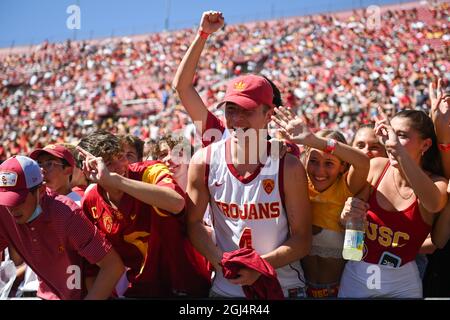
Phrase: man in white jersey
[{"left": 186, "top": 73, "right": 312, "bottom": 298}]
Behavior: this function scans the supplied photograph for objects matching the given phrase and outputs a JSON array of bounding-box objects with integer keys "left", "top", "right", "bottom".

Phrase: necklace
[{"left": 392, "top": 169, "right": 414, "bottom": 200}]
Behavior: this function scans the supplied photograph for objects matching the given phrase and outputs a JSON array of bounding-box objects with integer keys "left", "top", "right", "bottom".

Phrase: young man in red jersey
[{"left": 77, "top": 131, "right": 210, "bottom": 297}]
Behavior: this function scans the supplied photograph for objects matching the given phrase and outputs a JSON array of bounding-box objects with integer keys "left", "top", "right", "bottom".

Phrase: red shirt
[
  {"left": 363, "top": 163, "right": 431, "bottom": 267},
  {"left": 0, "top": 191, "right": 112, "bottom": 300},
  {"left": 82, "top": 161, "right": 210, "bottom": 297},
  {"left": 221, "top": 248, "right": 284, "bottom": 300}
]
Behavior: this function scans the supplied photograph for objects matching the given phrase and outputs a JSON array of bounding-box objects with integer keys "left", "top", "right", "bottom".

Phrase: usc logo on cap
[
  {"left": 45, "top": 144, "right": 57, "bottom": 150},
  {"left": 234, "top": 81, "right": 246, "bottom": 91},
  {"left": 0, "top": 172, "right": 18, "bottom": 187}
]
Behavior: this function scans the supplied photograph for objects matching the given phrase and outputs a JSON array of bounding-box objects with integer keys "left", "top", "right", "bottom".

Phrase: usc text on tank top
[
  {"left": 364, "top": 162, "right": 431, "bottom": 267},
  {"left": 206, "top": 139, "right": 304, "bottom": 297}
]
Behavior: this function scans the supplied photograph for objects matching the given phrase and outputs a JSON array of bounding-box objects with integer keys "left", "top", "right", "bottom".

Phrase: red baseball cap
[
  {"left": 0, "top": 156, "right": 44, "bottom": 207},
  {"left": 30, "top": 144, "right": 75, "bottom": 167},
  {"left": 218, "top": 74, "right": 275, "bottom": 110}
]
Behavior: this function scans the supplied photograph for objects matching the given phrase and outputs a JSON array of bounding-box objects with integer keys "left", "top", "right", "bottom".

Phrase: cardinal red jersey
[{"left": 82, "top": 160, "right": 210, "bottom": 297}]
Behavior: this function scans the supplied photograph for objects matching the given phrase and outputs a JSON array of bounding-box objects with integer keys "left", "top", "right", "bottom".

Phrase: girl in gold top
[{"left": 272, "top": 107, "right": 370, "bottom": 298}]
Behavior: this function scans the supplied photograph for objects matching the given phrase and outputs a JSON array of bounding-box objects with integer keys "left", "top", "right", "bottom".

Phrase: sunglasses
[{"left": 38, "top": 160, "right": 65, "bottom": 170}]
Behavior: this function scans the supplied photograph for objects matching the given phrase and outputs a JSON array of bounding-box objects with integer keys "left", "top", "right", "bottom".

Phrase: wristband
[
  {"left": 199, "top": 30, "right": 210, "bottom": 40},
  {"left": 324, "top": 139, "right": 337, "bottom": 154},
  {"left": 438, "top": 143, "right": 450, "bottom": 152}
]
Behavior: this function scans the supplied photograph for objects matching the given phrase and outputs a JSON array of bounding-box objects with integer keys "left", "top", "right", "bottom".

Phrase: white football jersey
[{"left": 207, "top": 138, "right": 305, "bottom": 297}]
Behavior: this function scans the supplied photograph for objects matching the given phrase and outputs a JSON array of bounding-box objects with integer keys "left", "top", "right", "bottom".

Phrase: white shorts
[
  {"left": 310, "top": 229, "right": 344, "bottom": 259},
  {"left": 338, "top": 260, "right": 422, "bottom": 298}
]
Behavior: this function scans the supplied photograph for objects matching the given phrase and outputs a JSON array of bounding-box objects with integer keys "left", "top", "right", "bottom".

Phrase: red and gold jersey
[{"left": 82, "top": 161, "right": 210, "bottom": 297}]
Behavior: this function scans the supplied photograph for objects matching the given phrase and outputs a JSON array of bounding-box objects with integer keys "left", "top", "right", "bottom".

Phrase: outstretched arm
[
  {"left": 272, "top": 107, "right": 370, "bottom": 194},
  {"left": 374, "top": 121, "right": 448, "bottom": 213},
  {"left": 77, "top": 146, "right": 185, "bottom": 213},
  {"left": 172, "top": 11, "right": 225, "bottom": 134}
]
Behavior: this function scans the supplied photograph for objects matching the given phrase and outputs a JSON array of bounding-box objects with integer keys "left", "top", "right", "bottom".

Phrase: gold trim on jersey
[
  {"left": 142, "top": 163, "right": 173, "bottom": 217},
  {"left": 124, "top": 231, "right": 151, "bottom": 274}
]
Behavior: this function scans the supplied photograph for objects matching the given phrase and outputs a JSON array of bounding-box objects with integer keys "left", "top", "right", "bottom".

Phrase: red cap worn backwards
[
  {"left": 218, "top": 74, "right": 275, "bottom": 110},
  {"left": 30, "top": 144, "right": 75, "bottom": 167},
  {"left": 0, "top": 156, "right": 43, "bottom": 207}
]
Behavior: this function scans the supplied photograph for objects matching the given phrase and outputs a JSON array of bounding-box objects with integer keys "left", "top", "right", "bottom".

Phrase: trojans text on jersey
[{"left": 215, "top": 201, "right": 281, "bottom": 220}]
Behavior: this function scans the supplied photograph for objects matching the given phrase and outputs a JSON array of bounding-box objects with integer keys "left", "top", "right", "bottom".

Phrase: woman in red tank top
[{"left": 339, "top": 109, "right": 448, "bottom": 298}]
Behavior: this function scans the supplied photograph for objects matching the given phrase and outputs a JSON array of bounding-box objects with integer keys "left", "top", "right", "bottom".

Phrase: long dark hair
[{"left": 393, "top": 110, "right": 443, "bottom": 176}]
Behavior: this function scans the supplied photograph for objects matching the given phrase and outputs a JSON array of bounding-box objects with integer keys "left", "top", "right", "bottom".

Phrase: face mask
[{"left": 26, "top": 189, "right": 42, "bottom": 223}]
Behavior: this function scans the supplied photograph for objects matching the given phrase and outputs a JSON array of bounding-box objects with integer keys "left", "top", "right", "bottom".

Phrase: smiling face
[
  {"left": 157, "top": 141, "right": 189, "bottom": 191},
  {"left": 224, "top": 103, "right": 272, "bottom": 136},
  {"left": 306, "top": 149, "right": 346, "bottom": 192}
]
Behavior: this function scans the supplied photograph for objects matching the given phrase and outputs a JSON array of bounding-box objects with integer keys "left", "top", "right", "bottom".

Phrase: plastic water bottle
[{"left": 342, "top": 217, "right": 365, "bottom": 261}]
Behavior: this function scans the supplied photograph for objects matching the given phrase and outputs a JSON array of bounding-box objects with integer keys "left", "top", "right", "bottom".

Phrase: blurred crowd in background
[{"left": 0, "top": 1, "right": 448, "bottom": 161}]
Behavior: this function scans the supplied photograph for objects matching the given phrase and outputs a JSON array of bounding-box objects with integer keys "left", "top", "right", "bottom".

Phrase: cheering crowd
[{"left": 0, "top": 1, "right": 450, "bottom": 299}]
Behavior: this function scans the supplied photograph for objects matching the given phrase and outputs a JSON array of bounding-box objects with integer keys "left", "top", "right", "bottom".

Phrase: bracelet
[
  {"left": 199, "top": 30, "right": 210, "bottom": 40},
  {"left": 438, "top": 143, "right": 450, "bottom": 152},
  {"left": 324, "top": 138, "right": 337, "bottom": 154}
]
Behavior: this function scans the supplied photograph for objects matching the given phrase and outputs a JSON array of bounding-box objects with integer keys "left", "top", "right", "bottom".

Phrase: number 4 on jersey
[{"left": 239, "top": 227, "right": 253, "bottom": 249}]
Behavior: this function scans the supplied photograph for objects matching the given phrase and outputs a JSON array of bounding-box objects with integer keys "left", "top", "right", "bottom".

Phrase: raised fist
[{"left": 199, "top": 10, "right": 225, "bottom": 34}]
